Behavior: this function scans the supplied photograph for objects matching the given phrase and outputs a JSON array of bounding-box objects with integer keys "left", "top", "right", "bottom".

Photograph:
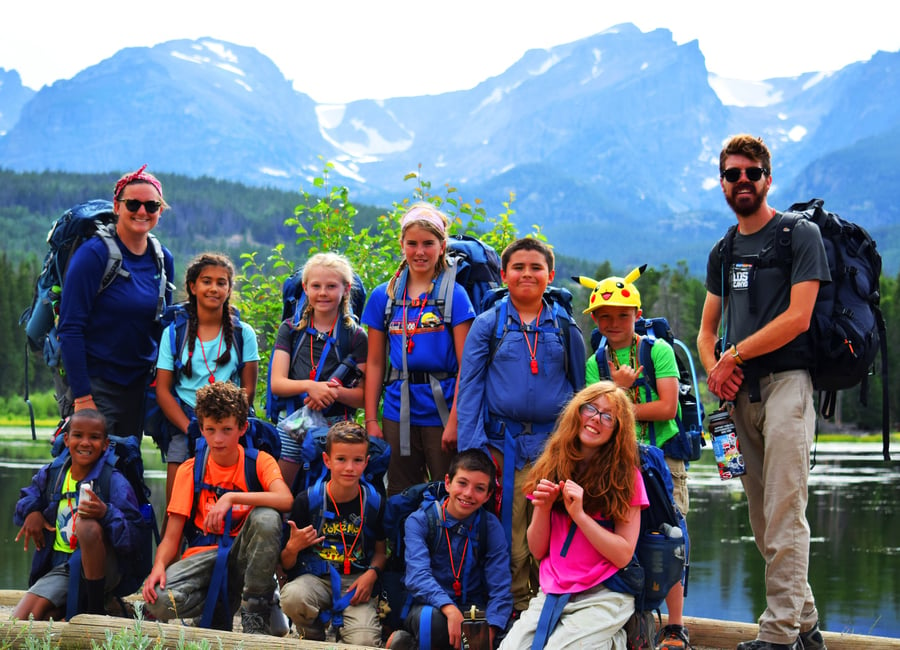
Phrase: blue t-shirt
[
  {"left": 156, "top": 320, "right": 260, "bottom": 407},
  {"left": 362, "top": 280, "right": 475, "bottom": 426}
]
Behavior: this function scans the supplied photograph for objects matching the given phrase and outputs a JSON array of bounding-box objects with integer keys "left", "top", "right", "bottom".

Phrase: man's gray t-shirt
[{"left": 706, "top": 215, "right": 830, "bottom": 367}]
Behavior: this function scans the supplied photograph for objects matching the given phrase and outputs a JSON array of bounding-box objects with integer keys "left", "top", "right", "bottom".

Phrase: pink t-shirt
[{"left": 539, "top": 468, "right": 648, "bottom": 594}]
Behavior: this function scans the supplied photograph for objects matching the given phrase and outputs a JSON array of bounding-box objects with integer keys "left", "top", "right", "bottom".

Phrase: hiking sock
[{"left": 84, "top": 577, "right": 106, "bottom": 615}]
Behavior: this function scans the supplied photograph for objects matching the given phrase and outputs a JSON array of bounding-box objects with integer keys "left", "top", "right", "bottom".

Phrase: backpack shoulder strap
[
  {"left": 435, "top": 263, "right": 457, "bottom": 324},
  {"left": 95, "top": 224, "right": 127, "bottom": 293},
  {"left": 773, "top": 212, "right": 799, "bottom": 267},
  {"left": 594, "top": 336, "right": 612, "bottom": 380},
  {"left": 638, "top": 336, "right": 657, "bottom": 393},
  {"left": 147, "top": 233, "right": 170, "bottom": 320}
]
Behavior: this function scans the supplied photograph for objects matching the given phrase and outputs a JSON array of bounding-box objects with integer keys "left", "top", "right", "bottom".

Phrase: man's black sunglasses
[
  {"left": 117, "top": 198, "right": 162, "bottom": 214},
  {"left": 721, "top": 167, "right": 768, "bottom": 183}
]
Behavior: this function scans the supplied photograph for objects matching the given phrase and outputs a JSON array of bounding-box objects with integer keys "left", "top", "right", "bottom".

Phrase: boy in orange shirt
[{"left": 142, "top": 381, "right": 292, "bottom": 635}]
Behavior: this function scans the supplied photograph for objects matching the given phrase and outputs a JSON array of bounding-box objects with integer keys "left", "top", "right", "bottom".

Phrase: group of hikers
[{"left": 12, "top": 133, "right": 829, "bottom": 650}]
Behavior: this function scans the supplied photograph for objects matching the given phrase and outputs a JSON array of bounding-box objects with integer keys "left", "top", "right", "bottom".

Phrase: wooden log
[
  {"left": 59, "top": 614, "right": 383, "bottom": 649},
  {"left": 678, "top": 614, "right": 900, "bottom": 650}
]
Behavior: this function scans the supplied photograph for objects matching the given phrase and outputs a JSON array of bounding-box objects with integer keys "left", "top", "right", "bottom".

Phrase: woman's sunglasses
[
  {"left": 117, "top": 199, "right": 162, "bottom": 214},
  {"left": 721, "top": 167, "right": 768, "bottom": 183}
]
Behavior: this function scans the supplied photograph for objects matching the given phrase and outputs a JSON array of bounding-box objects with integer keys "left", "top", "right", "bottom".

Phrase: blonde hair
[
  {"left": 387, "top": 202, "right": 450, "bottom": 299},
  {"left": 526, "top": 381, "right": 639, "bottom": 522},
  {"left": 296, "top": 252, "right": 357, "bottom": 330}
]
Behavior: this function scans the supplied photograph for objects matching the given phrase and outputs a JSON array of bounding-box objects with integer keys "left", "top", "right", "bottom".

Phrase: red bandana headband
[{"left": 114, "top": 164, "right": 162, "bottom": 200}]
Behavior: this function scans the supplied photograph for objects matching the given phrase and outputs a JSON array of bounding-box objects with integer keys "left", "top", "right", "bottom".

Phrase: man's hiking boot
[
  {"left": 241, "top": 596, "right": 272, "bottom": 635},
  {"left": 799, "top": 622, "right": 827, "bottom": 650},
  {"left": 657, "top": 623, "right": 691, "bottom": 649},
  {"left": 736, "top": 639, "right": 801, "bottom": 650}
]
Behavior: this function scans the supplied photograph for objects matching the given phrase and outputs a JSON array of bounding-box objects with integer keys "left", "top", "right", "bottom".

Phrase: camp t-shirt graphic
[
  {"left": 731, "top": 262, "right": 753, "bottom": 292},
  {"left": 53, "top": 470, "right": 79, "bottom": 554},
  {"left": 316, "top": 502, "right": 368, "bottom": 569}
]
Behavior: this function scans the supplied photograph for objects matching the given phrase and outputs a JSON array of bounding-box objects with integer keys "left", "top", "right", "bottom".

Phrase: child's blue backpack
[
  {"left": 592, "top": 316, "right": 706, "bottom": 463},
  {"left": 19, "top": 200, "right": 169, "bottom": 429},
  {"left": 47, "top": 426, "right": 159, "bottom": 618},
  {"left": 290, "top": 426, "right": 390, "bottom": 495},
  {"left": 143, "top": 302, "right": 248, "bottom": 456},
  {"left": 265, "top": 272, "right": 367, "bottom": 423},
  {"left": 380, "top": 480, "right": 491, "bottom": 634}
]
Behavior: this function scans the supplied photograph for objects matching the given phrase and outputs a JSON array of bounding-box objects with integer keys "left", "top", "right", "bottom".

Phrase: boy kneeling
[
  {"left": 280, "top": 421, "right": 386, "bottom": 645},
  {"left": 14, "top": 409, "right": 143, "bottom": 620},
  {"left": 388, "top": 450, "right": 512, "bottom": 649},
  {"left": 142, "top": 382, "right": 292, "bottom": 634}
]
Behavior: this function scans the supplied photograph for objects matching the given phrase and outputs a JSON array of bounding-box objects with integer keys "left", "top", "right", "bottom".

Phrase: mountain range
[{"left": 2, "top": 24, "right": 899, "bottom": 274}]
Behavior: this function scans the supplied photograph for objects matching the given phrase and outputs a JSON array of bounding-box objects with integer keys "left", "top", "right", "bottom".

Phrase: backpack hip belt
[{"left": 386, "top": 369, "right": 454, "bottom": 384}]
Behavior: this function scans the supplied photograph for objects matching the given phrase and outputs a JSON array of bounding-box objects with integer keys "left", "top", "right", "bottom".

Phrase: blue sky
[{"left": 2, "top": 0, "right": 899, "bottom": 103}]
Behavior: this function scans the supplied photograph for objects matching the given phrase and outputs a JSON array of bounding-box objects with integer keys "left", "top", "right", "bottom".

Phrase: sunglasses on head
[
  {"left": 117, "top": 198, "right": 162, "bottom": 214},
  {"left": 721, "top": 167, "right": 768, "bottom": 183}
]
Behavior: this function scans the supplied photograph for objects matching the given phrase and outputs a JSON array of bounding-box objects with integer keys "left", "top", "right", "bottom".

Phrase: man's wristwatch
[{"left": 730, "top": 345, "right": 745, "bottom": 365}]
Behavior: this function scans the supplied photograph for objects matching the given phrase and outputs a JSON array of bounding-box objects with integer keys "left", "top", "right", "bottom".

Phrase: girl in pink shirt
[{"left": 500, "top": 381, "right": 648, "bottom": 650}]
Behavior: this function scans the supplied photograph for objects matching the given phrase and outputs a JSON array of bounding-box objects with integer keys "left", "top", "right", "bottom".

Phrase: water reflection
[{"left": 1, "top": 443, "right": 898, "bottom": 637}]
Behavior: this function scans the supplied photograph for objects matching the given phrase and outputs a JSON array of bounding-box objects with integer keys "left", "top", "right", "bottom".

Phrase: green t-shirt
[{"left": 585, "top": 337, "right": 680, "bottom": 447}]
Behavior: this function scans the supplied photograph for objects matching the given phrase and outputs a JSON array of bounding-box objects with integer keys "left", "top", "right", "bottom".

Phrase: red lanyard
[
  {"left": 514, "top": 305, "right": 543, "bottom": 374},
  {"left": 326, "top": 481, "right": 364, "bottom": 575},
  {"left": 442, "top": 502, "right": 469, "bottom": 598},
  {"left": 403, "top": 288, "right": 428, "bottom": 354},
  {"left": 309, "top": 315, "right": 339, "bottom": 379},
  {"left": 199, "top": 327, "right": 225, "bottom": 384}
]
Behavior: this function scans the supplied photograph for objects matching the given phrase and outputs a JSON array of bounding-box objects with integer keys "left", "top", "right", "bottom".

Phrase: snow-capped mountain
[{"left": 2, "top": 25, "right": 898, "bottom": 272}]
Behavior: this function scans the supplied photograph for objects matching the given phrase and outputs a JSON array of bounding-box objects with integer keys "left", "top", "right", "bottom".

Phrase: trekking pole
[{"left": 23, "top": 344, "right": 36, "bottom": 440}]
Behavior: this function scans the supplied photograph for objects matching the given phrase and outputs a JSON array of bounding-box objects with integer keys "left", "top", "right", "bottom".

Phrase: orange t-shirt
[{"left": 168, "top": 446, "right": 282, "bottom": 558}]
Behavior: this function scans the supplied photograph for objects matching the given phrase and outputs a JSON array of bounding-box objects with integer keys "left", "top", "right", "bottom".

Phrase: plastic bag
[{"left": 278, "top": 405, "right": 329, "bottom": 443}]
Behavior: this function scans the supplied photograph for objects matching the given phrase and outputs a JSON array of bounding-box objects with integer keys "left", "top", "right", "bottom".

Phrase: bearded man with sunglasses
[
  {"left": 697, "top": 135, "right": 830, "bottom": 650},
  {"left": 58, "top": 165, "right": 175, "bottom": 440}
]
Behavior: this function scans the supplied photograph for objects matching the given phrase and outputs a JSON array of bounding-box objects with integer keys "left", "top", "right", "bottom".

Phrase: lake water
[{"left": 1, "top": 442, "right": 897, "bottom": 639}]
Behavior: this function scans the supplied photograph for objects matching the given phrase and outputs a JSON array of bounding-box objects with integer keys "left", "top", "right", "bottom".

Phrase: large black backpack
[{"left": 719, "top": 198, "right": 890, "bottom": 460}]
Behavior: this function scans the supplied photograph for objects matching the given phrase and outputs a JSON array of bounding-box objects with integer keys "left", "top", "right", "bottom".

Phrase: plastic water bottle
[{"left": 709, "top": 408, "right": 746, "bottom": 480}]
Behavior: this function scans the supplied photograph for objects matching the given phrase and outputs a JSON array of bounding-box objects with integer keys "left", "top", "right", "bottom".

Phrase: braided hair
[{"left": 182, "top": 253, "right": 236, "bottom": 378}]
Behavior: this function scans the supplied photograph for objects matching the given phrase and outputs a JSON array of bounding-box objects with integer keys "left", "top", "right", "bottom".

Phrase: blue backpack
[
  {"left": 43, "top": 428, "right": 159, "bottom": 619},
  {"left": 144, "top": 302, "right": 248, "bottom": 456},
  {"left": 480, "top": 285, "right": 583, "bottom": 547},
  {"left": 265, "top": 272, "right": 367, "bottom": 423},
  {"left": 591, "top": 317, "right": 705, "bottom": 463},
  {"left": 19, "top": 200, "right": 170, "bottom": 431},
  {"left": 719, "top": 198, "right": 890, "bottom": 461},
  {"left": 289, "top": 426, "right": 391, "bottom": 495},
  {"left": 380, "top": 481, "right": 492, "bottom": 636}
]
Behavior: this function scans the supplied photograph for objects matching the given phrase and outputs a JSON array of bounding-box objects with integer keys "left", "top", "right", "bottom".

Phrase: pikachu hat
[{"left": 575, "top": 264, "right": 647, "bottom": 314}]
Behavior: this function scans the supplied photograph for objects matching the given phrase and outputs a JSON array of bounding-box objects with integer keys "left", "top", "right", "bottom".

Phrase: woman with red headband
[{"left": 57, "top": 165, "right": 175, "bottom": 439}]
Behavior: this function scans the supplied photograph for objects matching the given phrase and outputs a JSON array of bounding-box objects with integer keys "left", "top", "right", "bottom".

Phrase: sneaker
[
  {"left": 241, "top": 598, "right": 272, "bottom": 636},
  {"left": 736, "top": 639, "right": 801, "bottom": 650},
  {"left": 799, "top": 623, "right": 827, "bottom": 650},
  {"left": 269, "top": 591, "right": 290, "bottom": 637},
  {"left": 657, "top": 624, "right": 691, "bottom": 649},
  {"left": 386, "top": 629, "right": 415, "bottom": 650}
]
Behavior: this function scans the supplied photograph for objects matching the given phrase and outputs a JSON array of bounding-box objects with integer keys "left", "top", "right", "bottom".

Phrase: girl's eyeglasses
[
  {"left": 579, "top": 403, "right": 615, "bottom": 426},
  {"left": 117, "top": 199, "right": 162, "bottom": 214}
]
